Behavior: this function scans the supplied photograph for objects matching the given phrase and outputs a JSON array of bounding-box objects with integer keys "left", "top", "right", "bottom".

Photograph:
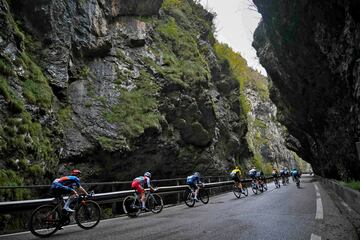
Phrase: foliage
[
  {"left": 154, "top": 17, "right": 210, "bottom": 86},
  {"left": 105, "top": 70, "right": 161, "bottom": 138},
  {"left": 0, "top": 169, "right": 31, "bottom": 201},
  {"left": 20, "top": 52, "right": 52, "bottom": 109},
  {"left": 343, "top": 181, "right": 360, "bottom": 191},
  {"left": 58, "top": 105, "right": 73, "bottom": 123},
  {"left": 214, "top": 42, "right": 250, "bottom": 117}
]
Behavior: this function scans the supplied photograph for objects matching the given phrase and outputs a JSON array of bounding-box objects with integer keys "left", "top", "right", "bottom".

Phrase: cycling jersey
[
  {"left": 131, "top": 176, "right": 151, "bottom": 194},
  {"left": 133, "top": 176, "right": 150, "bottom": 188},
  {"left": 51, "top": 176, "right": 80, "bottom": 191},
  {"left": 291, "top": 170, "right": 299, "bottom": 177},
  {"left": 187, "top": 175, "right": 200, "bottom": 185},
  {"left": 272, "top": 170, "right": 279, "bottom": 177},
  {"left": 280, "top": 169, "right": 285, "bottom": 177}
]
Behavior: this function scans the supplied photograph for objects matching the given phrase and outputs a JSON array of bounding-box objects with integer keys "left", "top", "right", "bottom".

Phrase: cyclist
[
  {"left": 255, "top": 169, "right": 265, "bottom": 186},
  {"left": 248, "top": 166, "right": 257, "bottom": 186},
  {"left": 284, "top": 167, "right": 290, "bottom": 183},
  {"left": 131, "top": 172, "right": 154, "bottom": 211},
  {"left": 230, "top": 166, "right": 244, "bottom": 193},
  {"left": 50, "top": 169, "right": 88, "bottom": 212},
  {"left": 291, "top": 168, "right": 301, "bottom": 178},
  {"left": 279, "top": 166, "right": 286, "bottom": 185},
  {"left": 186, "top": 172, "right": 202, "bottom": 201}
]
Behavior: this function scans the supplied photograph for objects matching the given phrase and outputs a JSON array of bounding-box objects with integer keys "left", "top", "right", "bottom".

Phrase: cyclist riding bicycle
[
  {"left": 279, "top": 166, "right": 286, "bottom": 184},
  {"left": 248, "top": 166, "right": 257, "bottom": 184},
  {"left": 284, "top": 167, "right": 290, "bottom": 182},
  {"left": 272, "top": 168, "right": 279, "bottom": 178},
  {"left": 230, "top": 166, "right": 244, "bottom": 193},
  {"left": 291, "top": 168, "right": 301, "bottom": 179},
  {"left": 131, "top": 172, "right": 155, "bottom": 211},
  {"left": 50, "top": 169, "right": 88, "bottom": 212},
  {"left": 255, "top": 169, "right": 265, "bottom": 185},
  {"left": 186, "top": 172, "right": 202, "bottom": 202}
]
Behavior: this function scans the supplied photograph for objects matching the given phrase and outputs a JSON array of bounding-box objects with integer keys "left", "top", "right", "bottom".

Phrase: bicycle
[
  {"left": 233, "top": 184, "right": 248, "bottom": 198},
  {"left": 260, "top": 178, "right": 268, "bottom": 191},
  {"left": 183, "top": 184, "right": 209, "bottom": 207},
  {"left": 274, "top": 177, "right": 281, "bottom": 188},
  {"left": 122, "top": 189, "right": 163, "bottom": 218},
  {"left": 29, "top": 192, "right": 101, "bottom": 238},
  {"left": 294, "top": 176, "right": 301, "bottom": 188},
  {"left": 251, "top": 179, "right": 263, "bottom": 194}
]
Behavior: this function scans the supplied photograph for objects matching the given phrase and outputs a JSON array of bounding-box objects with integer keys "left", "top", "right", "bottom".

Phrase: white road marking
[
  {"left": 311, "top": 233, "right": 322, "bottom": 240},
  {"left": 341, "top": 200, "right": 353, "bottom": 212},
  {"left": 314, "top": 183, "right": 323, "bottom": 220}
]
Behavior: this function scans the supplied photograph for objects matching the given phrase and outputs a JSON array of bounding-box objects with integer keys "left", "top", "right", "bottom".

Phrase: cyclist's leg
[
  {"left": 194, "top": 185, "right": 200, "bottom": 200},
  {"left": 54, "top": 188, "right": 74, "bottom": 212},
  {"left": 132, "top": 182, "right": 146, "bottom": 209}
]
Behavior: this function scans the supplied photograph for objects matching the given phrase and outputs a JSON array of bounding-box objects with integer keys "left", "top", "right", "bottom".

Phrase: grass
[
  {"left": 105, "top": 70, "right": 161, "bottom": 138},
  {"left": 343, "top": 181, "right": 360, "bottom": 191}
]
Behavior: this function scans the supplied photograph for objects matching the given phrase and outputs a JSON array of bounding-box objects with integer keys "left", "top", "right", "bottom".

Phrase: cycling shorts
[
  {"left": 131, "top": 181, "right": 144, "bottom": 194},
  {"left": 231, "top": 175, "right": 241, "bottom": 183},
  {"left": 50, "top": 188, "right": 73, "bottom": 197},
  {"left": 188, "top": 183, "right": 198, "bottom": 190}
]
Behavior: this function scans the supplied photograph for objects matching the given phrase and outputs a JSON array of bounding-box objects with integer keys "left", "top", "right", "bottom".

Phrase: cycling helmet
[
  {"left": 144, "top": 172, "right": 151, "bottom": 178},
  {"left": 194, "top": 172, "right": 200, "bottom": 177},
  {"left": 71, "top": 169, "right": 81, "bottom": 176}
]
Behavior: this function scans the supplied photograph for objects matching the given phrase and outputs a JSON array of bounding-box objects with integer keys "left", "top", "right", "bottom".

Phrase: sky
[{"left": 199, "top": 0, "right": 267, "bottom": 76}]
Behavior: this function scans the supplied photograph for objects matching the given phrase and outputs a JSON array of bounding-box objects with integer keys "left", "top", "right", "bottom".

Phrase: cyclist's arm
[{"left": 77, "top": 185, "right": 88, "bottom": 195}]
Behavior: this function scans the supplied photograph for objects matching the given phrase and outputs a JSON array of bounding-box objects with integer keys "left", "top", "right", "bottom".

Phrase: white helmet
[
  {"left": 144, "top": 172, "right": 151, "bottom": 178},
  {"left": 194, "top": 172, "right": 200, "bottom": 177}
]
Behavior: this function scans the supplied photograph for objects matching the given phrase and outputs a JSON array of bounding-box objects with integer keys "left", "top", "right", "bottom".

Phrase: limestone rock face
[
  {"left": 253, "top": 0, "right": 360, "bottom": 180},
  {"left": 0, "top": 0, "right": 252, "bottom": 182}
]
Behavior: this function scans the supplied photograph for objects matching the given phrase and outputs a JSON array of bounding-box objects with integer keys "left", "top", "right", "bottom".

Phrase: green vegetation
[
  {"left": 0, "top": 169, "right": 31, "bottom": 201},
  {"left": 214, "top": 42, "right": 250, "bottom": 118},
  {"left": 58, "top": 105, "right": 73, "bottom": 123},
  {"left": 97, "top": 136, "right": 127, "bottom": 152},
  {"left": 20, "top": 53, "right": 52, "bottom": 109},
  {"left": 105, "top": 70, "right": 161, "bottom": 138},
  {"left": 0, "top": 58, "right": 14, "bottom": 76},
  {"left": 252, "top": 153, "right": 273, "bottom": 175},
  {"left": 343, "top": 181, "right": 360, "bottom": 191}
]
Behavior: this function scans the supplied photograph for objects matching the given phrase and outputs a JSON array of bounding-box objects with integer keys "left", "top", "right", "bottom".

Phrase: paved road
[{"left": 1, "top": 175, "right": 358, "bottom": 240}]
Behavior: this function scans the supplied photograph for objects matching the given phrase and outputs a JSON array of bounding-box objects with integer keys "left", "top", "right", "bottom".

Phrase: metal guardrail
[{"left": 0, "top": 176, "right": 273, "bottom": 213}]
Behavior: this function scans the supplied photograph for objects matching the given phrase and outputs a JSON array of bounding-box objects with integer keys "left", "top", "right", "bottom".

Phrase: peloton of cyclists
[
  {"left": 186, "top": 172, "right": 202, "bottom": 201},
  {"left": 50, "top": 169, "right": 88, "bottom": 212},
  {"left": 131, "top": 172, "right": 155, "bottom": 211},
  {"left": 230, "top": 166, "right": 245, "bottom": 193}
]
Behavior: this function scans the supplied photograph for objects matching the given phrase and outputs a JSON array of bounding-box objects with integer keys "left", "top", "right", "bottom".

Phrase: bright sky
[{"left": 199, "top": 0, "right": 267, "bottom": 76}]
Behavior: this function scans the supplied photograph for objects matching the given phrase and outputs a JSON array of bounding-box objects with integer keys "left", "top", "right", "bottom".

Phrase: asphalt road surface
[{"left": 1, "top": 175, "right": 358, "bottom": 240}]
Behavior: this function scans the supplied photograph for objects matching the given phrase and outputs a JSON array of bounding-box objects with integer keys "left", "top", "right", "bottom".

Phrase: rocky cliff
[
  {"left": 253, "top": 0, "right": 360, "bottom": 180},
  {"left": 0, "top": 0, "right": 254, "bottom": 188}
]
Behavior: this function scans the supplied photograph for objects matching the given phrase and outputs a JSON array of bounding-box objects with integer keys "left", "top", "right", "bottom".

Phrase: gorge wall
[
  {"left": 0, "top": 0, "right": 254, "bottom": 187},
  {"left": 253, "top": 0, "right": 360, "bottom": 180}
]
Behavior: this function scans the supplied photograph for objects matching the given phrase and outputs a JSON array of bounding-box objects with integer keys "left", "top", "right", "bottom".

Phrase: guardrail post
[
  {"left": 177, "top": 180, "right": 181, "bottom": 204},
  {"left": 208, "top": 177, "right": 212, "bottom": 195},
  {"left": 111, "top": 185, "right": 117, "bottom": 214}
]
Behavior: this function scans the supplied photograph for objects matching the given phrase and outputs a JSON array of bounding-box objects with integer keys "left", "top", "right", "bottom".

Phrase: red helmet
[{"left": 71, "top": 169, "right": 81, "bottom": 176}]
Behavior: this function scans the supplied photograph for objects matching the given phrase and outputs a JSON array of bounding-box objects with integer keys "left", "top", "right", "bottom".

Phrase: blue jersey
[
  {"left": 51, "top": 176, "right": 80, "bottom": 191},
  {"left": 186, "top": 175, "right": 200, "bottom": 185}
]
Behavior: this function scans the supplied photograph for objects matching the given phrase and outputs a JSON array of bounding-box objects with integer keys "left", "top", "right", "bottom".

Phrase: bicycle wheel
[
  {"left": 183, "top": 189, "right": 195, "bottom": 207},
  {"left": 251, "top": 183, "right": 258, "bottom": 194},
  {"left": 123, "top": 195, "right": 141, "bottom": 217},
  {"left": 29, "top": 204, "right": 61, "bottom": 238},
  {"left": 242, "top": 187, "right": 248, "bottom": 196},
  {"left": 263, "top": 182, "right": 268, "bottom": 191},
  {"left": 199, "top": 189, "right": 209, "bottom": 204},
  {"left": 233, "top": 185, "right": 241, "bottom": 198},
  {"left": 75, "top": 200, "right": 101, "bottom": 229},
  {"left": 148, "top": 193, "right": 163, "bottom": 214}
]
